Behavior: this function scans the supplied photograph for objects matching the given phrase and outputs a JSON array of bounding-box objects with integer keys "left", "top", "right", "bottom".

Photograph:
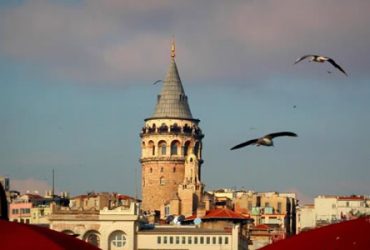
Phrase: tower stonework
[{"left": 140, "top": 43, "right": 204, "bottom": 215}]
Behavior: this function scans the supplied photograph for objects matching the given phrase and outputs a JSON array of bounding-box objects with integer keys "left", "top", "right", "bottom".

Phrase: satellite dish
[
  {"left": 173, "top": 216, "right": 179, "bottom": 224},
  {"left": 166, "top": 215, "right": 174, "bottom": 224},
  {"left": 194, "top": 217, "right": 202, "bottom": 225},
  {"left": 178, "top": 215, "right": 185, "bottom": 223},
  {"left": 173, "top": 215, "right": 185, "bottom": 225}
]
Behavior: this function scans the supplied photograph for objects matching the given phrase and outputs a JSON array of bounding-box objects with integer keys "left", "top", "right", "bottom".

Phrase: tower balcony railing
[
  {"left": 140, "top": 126, "right": 204, "bottom": 138},
  {"left": 140, "top": 156, "right": 185, "bottom": 163}
]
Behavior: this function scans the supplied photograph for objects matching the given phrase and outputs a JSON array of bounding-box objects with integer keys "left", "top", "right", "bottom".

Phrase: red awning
[
  {"left": 260, "top": 217, "right": 370, "bottom": 250},
  {"left": 0, "top": 220, "right": 100, "bottom": 250}
]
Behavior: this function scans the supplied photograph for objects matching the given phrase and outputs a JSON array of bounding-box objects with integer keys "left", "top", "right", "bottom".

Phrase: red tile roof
[
  {"left": 203, "top": 208, "right": 250, "bottom": 220},
  {"left": 185, "top": 208, "right": 250, "bottom": 221},
  {"left": 253, "top": 224, "right": 271, "bottom": 230},
  {"left": 337, "top": 195, "right": 364, "bottom": 201},
  {"left": 260, "top": 217, "right": 370, "bottom": 250},
  {"left": 117, "top": 194, "right": 141, "bottom": 202}
]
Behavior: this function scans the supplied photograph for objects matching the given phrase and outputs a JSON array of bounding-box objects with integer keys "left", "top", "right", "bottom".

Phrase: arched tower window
[
  {"left": 171, "top": 140, "right": 180, "bottom": 156},
  {"left": 194, "top": 142, "right": 200, "bottom": 157},
  {"left": 183, "top": 141, "right": 191, "bottom": 156},
  {"left": 158, "top": 123, "right": 168, "bottom": 133},
  {"left": 150, "top": 168, "right": 153, "bottom": 173},
  {"left": 159, "top": 141, "right": 167, "bottom": 156},
  {"left": 148, "top": 141, "right": 155, "bottom": 156},
  {"left": 173, "top": 167, "right": 176, "bottom": 173},
  {"left": 170, "top": 123, "right": 181, "bottom": 133}
]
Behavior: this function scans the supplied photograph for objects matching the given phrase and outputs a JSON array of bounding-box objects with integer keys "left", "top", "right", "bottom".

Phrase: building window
[
  {"left": 164, "top": 206, "right": 170, "bottom": 217},
  {"left": 175, "top": 236, "right": 179, "bottom": 244},
  {"left": 194, "top": 142, "right": 200, "bottom": 156},
  {"left": 248, "top": 201, "right": 253, "bottom": 211},
  {"left": 161, "top": 167, "right": 164, "bottom": 172},
  {"left": 160, "top": 177, "right": 165, "bottom": 186},
  {"left": 159, "top": 142, "right": 167, "bottom": 155},
  {"left": 212, "top": 237, "right": 216, "bottom": 244},
  {"left": 109, "top": 231, "right": 126, "bottom": 248},
  {"left": 194, "top": 237, "right": 198, "bottom": 244},
  {"left": 157, "top": 236, "right": 161, "bottom": 244},
  {"left": 200, "top": 236, "right": 204, "bottom": 244},
  {"left": 20, "top": 208, "right": 30, "bottom": 214},
  {"left": 225, "top": 237, "right": 229, "bottom": 244},
  {"left": 164, "top": 236, "right": 167, "bottom": 244},
  {"left": 84, "top": 231, "right": 100, "bottom": 247},
  {"left": 183, "top": 142, "right": 190, "bottom": 156},
  {"left": 218, "top": 236, "right": 222, "bottom": 244},
  {"left": 171, "top": 141, "right": 179, "bottom": 155},
  {"left": 277, "top": 202, "right": 282, "bottom": 213},
  {"left": 150, "top": 168, "right": 153, "bottom": 173},
  {"left": 173, "top": 167, "right": 176, "bottom": 172},
  {"left": 169, "top": 236, "right": 173, "bottom": 244},
  {"left": 265, "top": 202, "right": 270, "bottom": 207},
  {"left": 188, "top": 236, "right": 192, "bottom": 244},
  {"left": 152, "top": 145, "right": 155, "bottom": 156},
  {"left": 182, "top": 236, "right": 186, "bottom": 244},
  {"left": 206, "top": 237, "right": 210, "bottom": 244},
  {"left": 346, "top": 201, "right": 350, "bottom": 207}
]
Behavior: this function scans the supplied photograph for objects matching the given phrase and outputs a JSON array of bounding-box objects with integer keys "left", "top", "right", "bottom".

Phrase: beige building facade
[{"left": 50, "top": 201, "right": 139, "bottom": 250}]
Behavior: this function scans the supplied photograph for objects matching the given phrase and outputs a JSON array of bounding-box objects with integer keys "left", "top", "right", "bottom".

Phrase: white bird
[
  {"left": 294, "top": 55, "right": 348, "bottom": 76},
  {"left": 230, "top": 131, "right": 298, "bottom": 150},
  {"left": 153, "top": 80, "right": 162, "bottom": 85}
]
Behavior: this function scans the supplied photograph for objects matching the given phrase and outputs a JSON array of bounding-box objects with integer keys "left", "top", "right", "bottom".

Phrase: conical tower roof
[{"left": 150, "top": 43, "right": 193, "bottom": 119}]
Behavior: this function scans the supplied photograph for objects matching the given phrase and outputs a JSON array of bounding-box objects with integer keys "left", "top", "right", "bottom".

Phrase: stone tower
[{"left": 140, "top": 42, "right": 204, "bottom": 214}]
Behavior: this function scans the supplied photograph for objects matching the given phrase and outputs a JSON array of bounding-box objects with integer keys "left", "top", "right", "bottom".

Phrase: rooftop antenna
[
  {"left": 135, "top": 166, "right": 138, "bottom": 201},
  {"left": 52, "top": 169, "right": 55, "bottom": 199}
]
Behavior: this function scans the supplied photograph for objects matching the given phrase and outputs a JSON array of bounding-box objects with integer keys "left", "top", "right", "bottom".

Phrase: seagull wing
[
  {"left": 230, "top": 139, "right": 258, "bottom": 150},
  {"left": 327, "top": 58, "right": 348, "bottom": 76},
  {"left": 153, "top": 80, "right": 162, "bottom": 85},
  {"left": 294, "top": 55, "right": 314, "bottom": 64},
  {"left": 266, "top": 131, "right": 298, "bottom": 139}
]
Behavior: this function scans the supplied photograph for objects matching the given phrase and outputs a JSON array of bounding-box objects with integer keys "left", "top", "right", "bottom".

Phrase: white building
[
  {"left": 137, "top": 224, "right": 245, "bottom": 250},
  {"left": 298, "top": 195, "right": 370, "bottom": 230},
  {"left": 296, "top": 204, "right": 315, "bottom": 232}
]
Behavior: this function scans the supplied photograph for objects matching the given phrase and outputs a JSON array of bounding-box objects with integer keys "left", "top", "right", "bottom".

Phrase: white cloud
[{"left": 0, "top": 0, "right": 369, "bottom": 84}]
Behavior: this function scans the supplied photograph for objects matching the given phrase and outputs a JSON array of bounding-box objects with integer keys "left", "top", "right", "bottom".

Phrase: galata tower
[{"left": 140, "top": 42, "right": 204, "bottom": 214}]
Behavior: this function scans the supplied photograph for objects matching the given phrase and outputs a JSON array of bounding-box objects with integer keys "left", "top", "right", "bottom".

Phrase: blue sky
[{"left": 1, "top": 0, "right": 369, "bottom": 204}]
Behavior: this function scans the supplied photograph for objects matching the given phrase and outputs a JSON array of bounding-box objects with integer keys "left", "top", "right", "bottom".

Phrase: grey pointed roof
[{"left": 150, "top": 57, "right": 193, "bottom": 119}]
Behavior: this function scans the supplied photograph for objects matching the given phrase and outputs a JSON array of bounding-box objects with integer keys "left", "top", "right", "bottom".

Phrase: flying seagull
[
  {"left": 230, "top": 131, "right": 298, "bottom": 150},
  {"left": 294, "top": 55, "right": 348, "bottom": 76},
  {"left": 153, "top": 80, "right": 163, "bottom": 85}
]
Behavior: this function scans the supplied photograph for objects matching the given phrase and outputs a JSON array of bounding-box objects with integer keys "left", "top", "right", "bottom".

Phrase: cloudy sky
[{"left": 1, "top": 0, "right": 369, "bottom": 203}]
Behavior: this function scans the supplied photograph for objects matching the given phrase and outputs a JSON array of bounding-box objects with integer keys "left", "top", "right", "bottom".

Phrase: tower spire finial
[{"left": 171, "top": 37, "right": 176, "bottom": 58}]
